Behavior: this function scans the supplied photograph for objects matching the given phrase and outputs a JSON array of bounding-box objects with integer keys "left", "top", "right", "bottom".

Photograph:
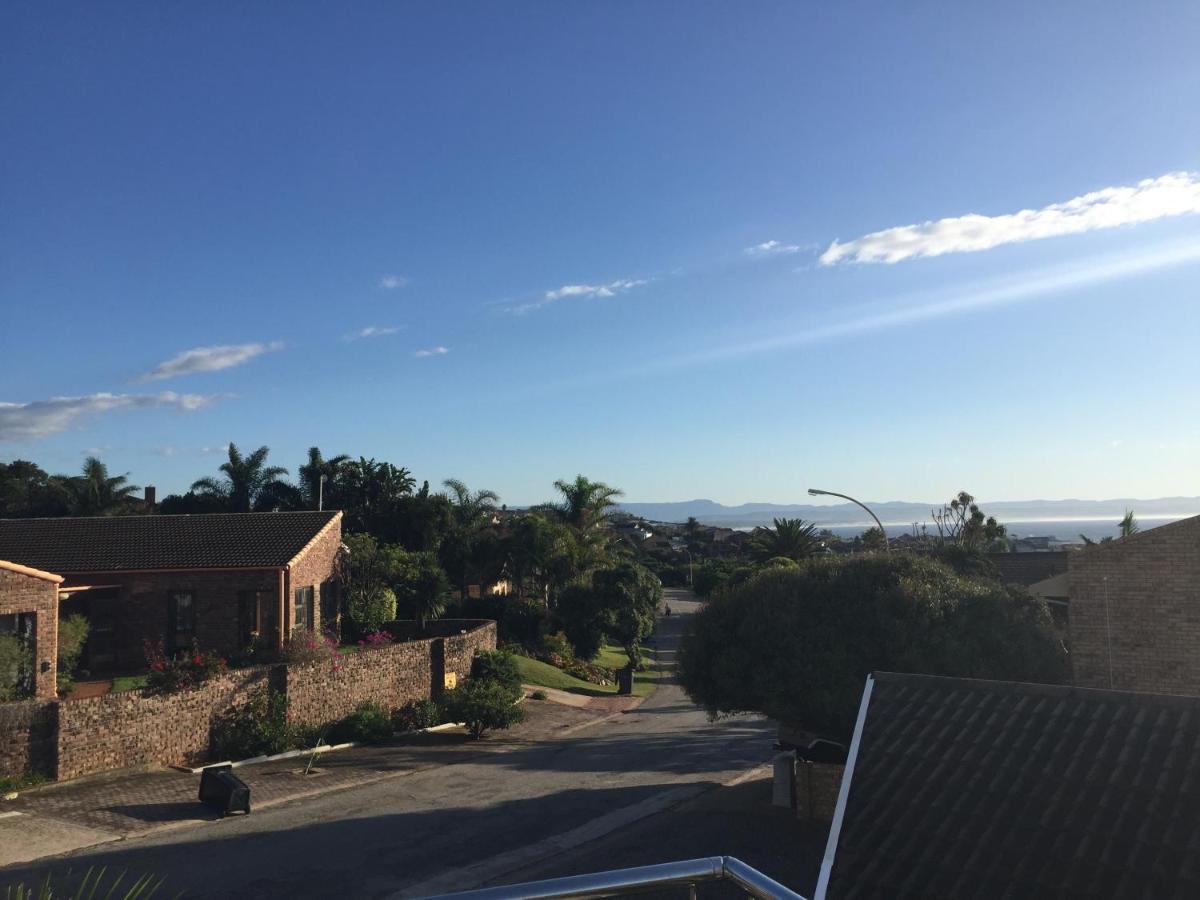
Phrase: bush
[
  {"left": 356, "top": 630, "right": 393, "bottom": 650},
  {"left": 347, "top": 586, "right": 398, "bottom": 639},
  {"left": 442, "top": 679, "right": 525, "bottom": 740},
  {"left": 530, "top": 690, "right": 548, "bottom": 701},
  {"left": 471, "top": 649, "right": 522, "bottom": 697},
  {"left": 394, "top": 698, "right": 444, "bottom": 731},
  {"left": 328, "top": 701, "right": 393, "bottom": 744},
  {"left": 212, "top": 687, "right": 295, "bottom": 760},
  {"left": 144, "top": 640, "right": 227, "bottom": 693},
  {"left": 0, "top": 633, "right": 32, "bottom": 701},
  {"left": 678, "top": 554, "right": 1069, "bottom": 741},
  {"left": 56, "top": 614, "right": 90, "bottom": 692}
]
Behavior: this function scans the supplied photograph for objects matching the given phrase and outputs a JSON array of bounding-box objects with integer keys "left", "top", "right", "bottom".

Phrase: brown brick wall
[
  {"left": 0, "top": 700, "right": 57, "bottom": 779},
  {"left": 795, "top": 761, "right": 843, "bottom": 821},
  {"left": 59, "top": 569, "right": 280, "bottom": 668},
  {"left": 286, "top": 514, "right": 343, "bottom": 637},
  {"left": 1069, "top": 515, "right": 1200, "bottom": 694},
  {"left": 1, "top": 619, "right": 496, "bottom": 781},
  {"left": 0, "top": 567, "right": 60, "bottom": 699}
]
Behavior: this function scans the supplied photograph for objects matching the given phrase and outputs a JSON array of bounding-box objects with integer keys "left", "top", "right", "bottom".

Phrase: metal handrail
[{"left": 424, "top": 856, "right": 807, "bottom": 900}]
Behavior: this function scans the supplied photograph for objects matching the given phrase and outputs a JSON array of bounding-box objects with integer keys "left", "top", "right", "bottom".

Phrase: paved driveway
[{"left": 2, "top": 589, "right": 776, "bottom": 899}]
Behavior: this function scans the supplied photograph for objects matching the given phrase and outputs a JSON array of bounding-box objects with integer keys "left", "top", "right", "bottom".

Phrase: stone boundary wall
[
  {"left": 56, "top": 666, "right": 275, "bottom": 781},
  {"left": 0, "top": 700, "right": 56, "bottom": 781},
  {"left": 1, "top": 620, "right": 495, "bottom": 782}
]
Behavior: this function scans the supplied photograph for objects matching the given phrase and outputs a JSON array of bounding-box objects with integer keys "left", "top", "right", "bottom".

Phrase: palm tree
[
  {"left": 297, "top": 447, "right": 350, "bottom": 510},
  {"left": 553, "top": 475, "right": 624, "bottom": 534},
  {"left": 191, "top": 443, "right": 293, "bottom": 512},
  {"left": 64, "top": 457, "right": 140, "bottom": 516},
  {"left": 749, "top": 517, "right": 821, "bottom": 563},
  {"left": 440, "top": 479, "right": 501, "bottom": 599},
  {"left": 1119, "top": 509, "right": 1139, "bottom": 538}
]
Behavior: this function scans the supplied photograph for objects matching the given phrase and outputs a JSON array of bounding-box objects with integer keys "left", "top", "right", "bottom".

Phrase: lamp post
[
  {"left": 681, "top": 547, "right": 694, "bottom": 587},
  {"left": 808, "top": 488, "right": 889, "bottom": 552},
  {"left": 318, "top": 474, "right": 327, "bottom": 512}
]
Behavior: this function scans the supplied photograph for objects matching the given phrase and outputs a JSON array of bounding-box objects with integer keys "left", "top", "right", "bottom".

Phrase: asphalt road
[{"left": 1, "top": 590, "right": 776, "bottom": 899}]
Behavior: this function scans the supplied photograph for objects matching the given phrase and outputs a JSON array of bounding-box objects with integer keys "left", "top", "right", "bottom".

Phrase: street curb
[{"left": 172, "top": 722, "right": 466, "bottom": 774}]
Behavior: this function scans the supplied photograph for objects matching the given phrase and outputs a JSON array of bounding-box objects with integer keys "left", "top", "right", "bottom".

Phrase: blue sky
[{"left": 3, "top": 2, "right": 1199, "bottom": 506}]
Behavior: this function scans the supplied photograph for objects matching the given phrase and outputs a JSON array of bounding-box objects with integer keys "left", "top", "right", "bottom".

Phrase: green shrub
[
  {"left": 530, "top": 690, "right": 548, "bottom": 701},
  {"left": 328, "top": 701, "right": 393, "bottom": 744},
  {"left": 470, "top": 649, "right": 522, "bottom": 697},
  {"left": 346, "top": 586, "right": 397, "bottom": 639},
  {"left": 144, "top": 640, "right": 227, "bottom": 693},
  {"left": 56, "top": 614, "right": 90, "bottom": 693},
  {"left": 394, "top": 698, "right": 444, "bottom": 731},
  {"left": 442, "top": 679, "right": 525, "bottom": 740},
  {"left": 0, "top": 633, "right": 32, "bottom": 701},
  {"left": 4, "top": 866, "right": 169, "bottom": 899},
  {"left": 212, "top": 687, "right": 295, "bottom": 760}
]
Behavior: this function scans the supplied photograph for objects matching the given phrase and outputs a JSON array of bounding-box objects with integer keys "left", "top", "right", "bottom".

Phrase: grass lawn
[
  {"left": 515, "top": 643, "right": 662, "bottom": 699},
  {"left": 111, "top": 674, "right": 149, "bottom": 693}
]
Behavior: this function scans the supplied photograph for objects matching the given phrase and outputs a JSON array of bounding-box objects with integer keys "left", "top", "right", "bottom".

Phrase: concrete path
[{"left": 1, "top": 590, "right": 776, "bottom": 898}]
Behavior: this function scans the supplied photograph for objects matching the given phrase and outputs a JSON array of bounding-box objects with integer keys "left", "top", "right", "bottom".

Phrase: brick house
[
  {"left": 0, "top": 560, "right": 62, "bottom": 699},
  {"left": 1068, "top": 514, "right": 1200, "bottom": 695},
  {"left": 0, "top": 511, "right": 343, "bottom": 673}
]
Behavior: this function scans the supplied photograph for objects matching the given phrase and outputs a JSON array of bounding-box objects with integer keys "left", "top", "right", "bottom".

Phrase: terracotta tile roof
[
  {"left": 821, "top": 672, "right": 1200, "bottom": 900},
  {"left": 0, "top": 511, "right": 339, "bottom": 572},
  {"left": 987, "top": 550, "right": 1070, "bottom": 586}
]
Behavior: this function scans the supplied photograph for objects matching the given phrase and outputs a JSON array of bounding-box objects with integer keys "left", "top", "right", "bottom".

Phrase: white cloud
[
  {"left": 821, "top": 172, "right": 1200, "bottom": 265},
  {"left": 413, "top": 346, "right": 449, "bottom": 358},
  {"left": 380, "top": 274, "right": 408, "bottom": 290},
  {"left": 199, "top": 445, "right": 226, "bottom": 455},
  {"left": 745, "top": 240, "right": 805, "bottom": 256},
  {"left": 511, "top": 278, "right": 648, "bottom": 314},
  {"left": 0, "top": 392, "right": 219, "bottom": 442},
  {"left": 137, "top": 342, "right": 283, "bottom": 382},
  {"left": 344, "top": 325, "right": 400, "bottom": 342}
]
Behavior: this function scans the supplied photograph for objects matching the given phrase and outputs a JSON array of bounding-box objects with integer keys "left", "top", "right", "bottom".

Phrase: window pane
[{"left": 173, "top": 592, "right": 195, "bottom": 630}]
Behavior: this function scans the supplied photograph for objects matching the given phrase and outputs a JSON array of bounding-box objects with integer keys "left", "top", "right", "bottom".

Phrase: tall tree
[
  {"left": 1119, "top": 509, "right": 1139, "bottom": 538},
  {"left": 553, "top": 475, "right": 623, "bottom": 534},
  {"left": 749, "top": 517, "right": 821, "bottom": 563},
  {"left": 340, "top": 457, "right": 416, "bottom": 536},
  {"left": 191, "top": 443, "right": 294, "bottom": 512},
  {"left": 297, "top": 447, "right": 351, "bottom": 510},
  {"left": 439, "top": 479, "right": 501, "bottom": 600},
  {"left": 65, "top": 457, "right": 141, "bottom": 516},
  {"left": 931, "top": 491, "right": 1006, "bottom": 550},
  {"left": 0, "top": 460, "right": 70, "bottom": 518}
]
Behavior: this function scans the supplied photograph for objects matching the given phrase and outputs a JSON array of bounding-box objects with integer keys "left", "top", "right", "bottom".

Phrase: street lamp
[
  {"left": 681, "top": 547, "right": 694, "bottom": 586},
  {"left": 318, "top": 474, "right": 328, "bottom": 512},
  {"left": 808, "top": 488, "right": 889, "bottom": 552}
]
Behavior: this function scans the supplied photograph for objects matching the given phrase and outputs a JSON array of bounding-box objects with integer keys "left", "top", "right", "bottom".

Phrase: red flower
[
  {"left": 193, "top": 655, "right": 203, "bottom": 665},
  {"left": 152, "top": 661, "right": 165, "bottom": 672}
]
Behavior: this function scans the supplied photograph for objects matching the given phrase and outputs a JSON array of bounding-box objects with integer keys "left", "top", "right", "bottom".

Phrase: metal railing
[{"left": 425, "top": 856, "right": 807, "bottom": 900}]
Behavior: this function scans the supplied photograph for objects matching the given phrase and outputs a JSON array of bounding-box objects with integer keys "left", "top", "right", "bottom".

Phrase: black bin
[
  {"left": 199, "top": 764, "right": 251, "bottom": 816},
  {"left": 617, "top": 665, "right": 634, "bottom": 695}
]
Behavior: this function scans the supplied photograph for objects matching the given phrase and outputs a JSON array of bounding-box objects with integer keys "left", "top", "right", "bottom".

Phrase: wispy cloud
[
  {"left": 0, "top": 392, "right": 219, "bottom": 442},
  {"left": 413, "top": 346, "right": 449, "bottom": 358},
  {"left": 344, "top": 325, "right": 400, "bottom": 342},
  {"left": 199, "top": 445, "right": 227, "bottom": 455},
  {"left": 136, "top": 342, "right": 283, "bottom": 383},
  {"left": 821, "top": 172, "right": 1200, "bottom": 265},
  {"left": 511, "top": 278, "right": 648, "bottom": 315},
  {"left": 744, "top": 240, "right": 806, "bottom": 256},
  {"left": 380, "top": 274, "right": 408, "bottom": 290}
]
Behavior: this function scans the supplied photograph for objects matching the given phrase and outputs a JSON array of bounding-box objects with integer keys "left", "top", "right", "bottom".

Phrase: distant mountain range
[{"left": 617, "top": 497, "right": 1200, "bottom": 530}]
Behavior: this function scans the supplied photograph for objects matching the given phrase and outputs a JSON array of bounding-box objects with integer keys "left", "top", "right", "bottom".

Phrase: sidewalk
[{"left": 0, "top": 696, "right": 606, "bottom": 868}]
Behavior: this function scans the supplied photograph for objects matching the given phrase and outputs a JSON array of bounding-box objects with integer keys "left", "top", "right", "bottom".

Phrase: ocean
[{"left": 815, "top": 515, "right": 1193, "bottom": 544}]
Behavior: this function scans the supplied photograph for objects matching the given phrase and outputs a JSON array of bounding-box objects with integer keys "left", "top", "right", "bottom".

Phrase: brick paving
[{"left": 3, "top": 699, "right": 600, "bottom": 844}]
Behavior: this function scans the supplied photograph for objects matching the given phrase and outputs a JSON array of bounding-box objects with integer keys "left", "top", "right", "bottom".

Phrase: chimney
[{"left": 145, "top": 485, "right": 157, "bottom": 508}]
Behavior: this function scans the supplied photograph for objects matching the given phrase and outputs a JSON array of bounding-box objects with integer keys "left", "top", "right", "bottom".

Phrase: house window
[
  {"left": 168, "top": 591, "right": 195, "bottom": 654},
  {"left": 320, "top": 580, "right": 339, "bottom": 627},
  {"left": 294, "top": 586, "right": 314, "bottom": 631}
]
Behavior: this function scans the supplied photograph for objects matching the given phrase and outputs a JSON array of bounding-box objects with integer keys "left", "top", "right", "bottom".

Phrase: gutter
[{"left": 814, "top": 672, "right": 874, "bottom": 900}]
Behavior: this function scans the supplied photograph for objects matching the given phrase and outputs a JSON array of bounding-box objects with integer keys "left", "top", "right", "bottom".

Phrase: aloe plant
[{"left": 3, "top": 867, "right": 171, "bottom": 900}]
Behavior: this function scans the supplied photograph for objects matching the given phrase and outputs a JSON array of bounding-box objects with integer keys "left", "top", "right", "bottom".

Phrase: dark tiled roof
[
  {"left": 823, "top": 672, "right": 1200, "bottom": 900},
  {"left": 987, "top": 550, "right": 1069, "bottom": 586},
  {"left": 0, "top": 512, "right": 339, "bottom": 572}
]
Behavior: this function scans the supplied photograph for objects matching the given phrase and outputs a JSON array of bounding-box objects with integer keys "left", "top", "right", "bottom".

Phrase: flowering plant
[
  {"left": 357, "top": 630, "right": 393, "bottom": 650},
  {"left": 144, "top": 639, "right": 228, "bottom": 693},
  {"left": 282, "top": 628, "right": 344, "bottom": 673}
]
